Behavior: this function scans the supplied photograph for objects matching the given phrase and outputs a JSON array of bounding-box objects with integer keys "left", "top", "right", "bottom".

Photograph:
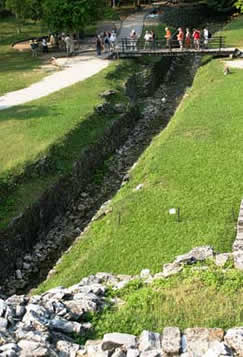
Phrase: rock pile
[
  {"left": 0, "top": 245, "right": 242, "bottom": 356},
  {"left": 0, "top": 273, "right": 133, "bottom": 357},
  {"left": 84, "top": 327, "right": 243, "bottom": 357}
]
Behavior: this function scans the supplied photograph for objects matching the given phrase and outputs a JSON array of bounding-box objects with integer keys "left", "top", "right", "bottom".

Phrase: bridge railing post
[{"left": 219, "top": 36, "right": 222, "bottom": 51}]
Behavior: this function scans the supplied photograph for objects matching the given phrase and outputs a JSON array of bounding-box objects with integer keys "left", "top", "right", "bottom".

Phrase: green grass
[
  {"left": 37, "top": 16, "right": 243, "bottom": 293},
  {"left": 218, "top": 15, "right": 243, "bottom": 48},
  {"left": 0, "top": 59, "right": 144, "bottom": 229},
  {"left": 0, "top": 18, "right": 49, "bottom": 96},
  {"left": 90, "top": 264, "right": 243, "bottom": 336}
]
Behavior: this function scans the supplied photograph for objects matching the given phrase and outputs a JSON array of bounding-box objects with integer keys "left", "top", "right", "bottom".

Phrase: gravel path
[{"left": 0, "top": 54, "right": 109, "bottom": 111}]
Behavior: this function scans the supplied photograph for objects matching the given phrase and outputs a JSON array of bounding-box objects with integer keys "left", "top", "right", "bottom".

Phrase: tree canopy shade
[
  {"left": 206, "top": 0, "right": 236, "bottom": 12},
  {"left": 43, "top": 0, "right": 106, "bottom": 32}
]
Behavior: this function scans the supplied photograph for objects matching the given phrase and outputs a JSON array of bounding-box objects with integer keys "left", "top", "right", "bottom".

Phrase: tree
[
  {"left": 43, "top": 0, "right": 106, "bottom": 33},
  {"left": 205, "top": 0, "right": 235, "bottom": 12},
  {"left": 5, "top": 0, "right": 30, "bottom": 32},
  {"left": 235, "top": 0, "right": 243, "bottom": 12}
]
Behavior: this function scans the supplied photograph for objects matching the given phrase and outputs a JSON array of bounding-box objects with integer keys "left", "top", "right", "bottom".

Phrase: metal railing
[{"left": 115, "top": 36, "right": 227, "bottom": 53}]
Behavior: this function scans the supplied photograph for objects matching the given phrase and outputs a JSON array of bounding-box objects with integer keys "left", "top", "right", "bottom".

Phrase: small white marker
[{"left": 169, "top": 208, "right": 176, "bottom": 215}]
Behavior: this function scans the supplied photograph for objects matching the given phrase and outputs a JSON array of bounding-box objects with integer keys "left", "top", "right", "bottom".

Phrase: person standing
[
  {"left": 64, "top": 34, "right": 72, "bottom": 56},
  {"left": 130, "top": 29, "right": 137, "bottom": 51},
  {"left": 96, "top": 35, "right": 102, "bottom": 56},
  {"left": 110, "top": 31, "right": 117, "bottom": 50},
  {"left": 193, "top": 28, "right": 201, "bottom": 50},
  {"left": 144, "top": 30, "right": 151, "bottom": 49},
  {"left": 203, "top": 27, "right": 209, "bottom": 48},
  {"left": 177, "top": 27, "right": 184, "bottom": 50},
  {"left": 42, "top": 38, "right": 48, "bottom": 53},
  {"left": 164, "top": 27, "right": 172, "bottom": 50},
  {"left": 185, "top": 28, "right": 191, "bottom": 49}
]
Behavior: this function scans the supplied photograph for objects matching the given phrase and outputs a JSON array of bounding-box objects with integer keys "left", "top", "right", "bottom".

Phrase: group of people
[
  {"left": 30, "top": 33, "right": 77, "bottom": 57},
  {"left": 96, "top": 30, "right": 117, "bottom": 56},
  {"left": 165, "top": 26, "right": 211, "bottom": 50},
  {"left": 30, "top": 38, "right": 48, "bottom": 56}
]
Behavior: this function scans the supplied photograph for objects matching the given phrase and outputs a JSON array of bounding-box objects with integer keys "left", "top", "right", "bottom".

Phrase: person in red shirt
[
  {"left": 193, "top": 29, "right": 201, "bottom": 50},
  {"left": 177, "top": 27, "right": 184, "bottom": 50}
]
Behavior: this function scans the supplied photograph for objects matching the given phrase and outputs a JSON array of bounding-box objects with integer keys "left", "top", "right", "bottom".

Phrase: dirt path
[{"left": 0, "top": 53, "right": 109, "bottom": 111}]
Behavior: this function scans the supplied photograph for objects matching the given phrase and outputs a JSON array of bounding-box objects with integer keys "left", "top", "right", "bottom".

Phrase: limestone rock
[
  {"left": 174, "top": 246, "right": 214, "bottom": 265},
  {"left": 49, "top": 318, "right": 89, "bottom": 335},
  {"left": 0, "top": 318, "right": 8, "bottom": 330},
  {"left": 140, "top": 351, "right": 162, "bottom": 357},
  {"left": 162, "top": 327, "right": 181, "bottom": 354},
  {"left": 102, "top": 333, "right": 137, "bottom": 351},
  {"left": 233, "top": 252, "right": 243, "bottom": 270},
  {"left": 56, "top": 340, "right": 81, "bottom": 357},
  {"left": 162, "top": 263, "right": 182, "bottom": 277},
  {"left": 203, "top": 341, "right": 233, "bottom": 356},
  {"left": 184, "top": 328, "right": 224, "bottom": 356},
  {"left": 224, "top": 327, "right": 243, "bottom": 356},
  {"left": 127, "top": 349, "right": 140, "bottom": 357},
  {"left": 139, "top": 330, "right": 161, "bottom": 351},
  {"left": 100, "top": 90, "right": 117, "bottom": 98},
  {"left": 18, "top": 340, "right": 50, "bottom": 357},
  {"left": 140, "top": 269, "right": 151, "bottom": 279},
  {"left": 215, "top": 253, "right": 232, "bottom": 267}
]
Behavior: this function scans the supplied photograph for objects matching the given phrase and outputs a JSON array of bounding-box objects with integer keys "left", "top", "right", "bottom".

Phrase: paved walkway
[
  {"left": 117, "top": 10, "right": 147, "bottom": 40},
  {"left": 0, "top": 54, "right": 109, "bottom": 111},
  {"left": 0, "top": 10, "right": 147, "bottom": 111}
]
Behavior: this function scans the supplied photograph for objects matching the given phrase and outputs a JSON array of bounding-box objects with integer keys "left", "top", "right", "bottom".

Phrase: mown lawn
[
  {"left": 37, "top": 16, "right": 243, "bottom": 294},
  {"left": 0, "top": 18, "right": 49, "bottom": 96},
  {"left": 0, "top": 59, "right": 143, "bottom": 229}
]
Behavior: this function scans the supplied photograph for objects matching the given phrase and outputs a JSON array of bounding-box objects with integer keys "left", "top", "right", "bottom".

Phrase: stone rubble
[{"left": 0, "top": 253, "right": 242, "bottom": 356}]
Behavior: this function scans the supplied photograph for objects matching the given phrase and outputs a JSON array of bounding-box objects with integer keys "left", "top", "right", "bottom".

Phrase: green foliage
[
  {"left": 235, "top": 0, "right": 243, "bottom": 12},
  {"left": 42, "top": 0, "right": 106, "bottom": 32},
  {"left": 205, "top": 0, "right": 235, "bottom": 12}
]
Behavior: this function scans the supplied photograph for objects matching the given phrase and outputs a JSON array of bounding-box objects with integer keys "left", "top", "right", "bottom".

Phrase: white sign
[{"left": 169, "top": 208, "right": 177, "bottom": 215}]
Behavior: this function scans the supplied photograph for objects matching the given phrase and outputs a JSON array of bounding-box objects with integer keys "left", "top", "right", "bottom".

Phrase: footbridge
[{"left": 113, "top": 36, "right": 239, "bottom": 58}]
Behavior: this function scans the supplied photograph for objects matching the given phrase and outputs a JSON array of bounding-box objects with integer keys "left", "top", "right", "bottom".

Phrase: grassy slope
[
  {"left": 91, "top": 264, "right": 243, "bottom": 335},
  {"left": 0, "top": 18, "right": 49, "bottom": 96},
  {"left": 0, "top": 59, "right": 142, "bottom": 229},
  {"left": 37, "top": 16, "right": 243, "bottom": 294}
]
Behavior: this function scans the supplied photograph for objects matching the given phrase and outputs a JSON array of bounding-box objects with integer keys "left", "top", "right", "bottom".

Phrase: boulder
[
  {"left": 56, "top": 340, "right": 82, "bottom": 357},
  {"left": 139, "top": 330, "right": 161, "bottom": 351},
  {"left": 140, "top": 351, "right": 162, "bottom": 357},
  {"left": 49, "top": 318, "right": 90, "bottom": 335},
  {"left": 18, "top": 340, "right": 51, "bottom": 357},
  {"left": 162, "top": 327, "right": 181, "bottom": 354},
  {"left": 203, "top": 341, "right": 233, "bottom": 356},
  {"left": 224, "top": 327, "right": 243, "bottom": 356},
  {"left": 127, "top": 349, "right": 140, "bottom": 357},
  {"left": 174, "top": 246, "right": 214, "bottom": 265},
  {"left": 183, "top": 328, "right": 224, "bottom": 356},
  {"left": 100, "top": 90, "right": 117, "bottom": 98},
  {"left": 102, "top": 333, "right": 137, "bottom": 351},
  {"left": 233, "top": 252, "right": 243, "bottom": 270},
  {"left": 215, "top": 253, "right": 232, "bottom": 267},
  {"left": 162, "top": 263, "right": 182, "bottom": 278}
]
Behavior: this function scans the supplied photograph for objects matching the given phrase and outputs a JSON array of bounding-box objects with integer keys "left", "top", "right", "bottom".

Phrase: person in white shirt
[
  {"left": 144, "top": 30, "right": 152, "bottom": 49},
  {"left": 203, "top": 27, "right": 209, "bottom": 48},
  {"left": 110, "top": 31, "right": 117, "bottom": 50}
]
